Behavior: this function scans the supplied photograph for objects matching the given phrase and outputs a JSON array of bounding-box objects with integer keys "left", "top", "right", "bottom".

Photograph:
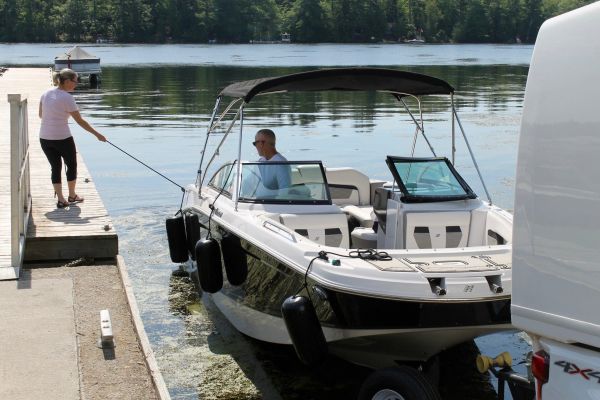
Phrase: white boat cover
[{"left": 55, "top": 46, "right": 99, "bottom": 61}]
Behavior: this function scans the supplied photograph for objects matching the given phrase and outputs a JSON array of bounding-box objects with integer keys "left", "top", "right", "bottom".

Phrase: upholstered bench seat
[
  {"left": 342, "top": 205, "right": 375, "bottom": 228},
  {"left": 279, "top": 213, "right": 350, "bottom": 248}
]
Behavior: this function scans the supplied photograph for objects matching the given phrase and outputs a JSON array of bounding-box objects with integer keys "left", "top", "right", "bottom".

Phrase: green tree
[
  {"left": 60, "top": 0, "right": 90, "bottom": 41},
  {"left": 0, "top": 0, "right": 597, "bottom": 44},
  {"left": 404, "top": 0, "right": 426, "bottom": 38},
  {"left": 358, "top": 0, "right": 386, "bottom": 41},
  {"left": 0, "top": 0, "right": 19, "bottom": 41},
  {"left": 520, "top": 0, "right": 543, "bottom": 42},
  {"left": 381, "top": 0, "right": 408, "bottom": 40},
  {"left": 213, "top": 0, "right": 249, "bottom": 42},
  {"left": 331, "top": 0, "right": 355, "bottom": 41},
  {"left": 289, "top": 0, "right": 328, "bottom": 42},
  {"left": 248, "top": 0, "right": 281, "bottom": 41},
  {"left": 195, "top": 0, "right": 217, "bottom": 42},
  {"left": 423, "top": 0, "right": 443, "bottom": 41},
  {"left": 166, "top": 0, "right": 201, "bottom": 42},
  {"left": 542, "top": 0, "right": 593, "bottom": 18},
  {"left": 452, "top": 0, "right": 489, "bottom": 42}
]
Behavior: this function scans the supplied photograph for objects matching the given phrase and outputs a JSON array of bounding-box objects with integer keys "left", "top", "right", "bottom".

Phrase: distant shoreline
[{"left": 0, "top": 40, "right": 531, "bottom": 45}]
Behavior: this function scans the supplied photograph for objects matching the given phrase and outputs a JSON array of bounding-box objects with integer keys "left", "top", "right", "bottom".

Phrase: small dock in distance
[{"left": 0, "top": 68, "right": 169, "bottom": 400}]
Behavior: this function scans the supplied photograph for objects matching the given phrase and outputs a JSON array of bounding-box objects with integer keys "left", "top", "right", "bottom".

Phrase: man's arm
[{"left": 277, "top": 165, "right": 292, "bottom": 189}]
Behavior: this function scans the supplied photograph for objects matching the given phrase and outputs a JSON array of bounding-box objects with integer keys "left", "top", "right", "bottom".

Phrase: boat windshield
[
  {"left": 239, "top": 161, "right": 331, "bottom": 204},
  {"left": 386, "top": 157, "right": 477, "bottom": 203}
]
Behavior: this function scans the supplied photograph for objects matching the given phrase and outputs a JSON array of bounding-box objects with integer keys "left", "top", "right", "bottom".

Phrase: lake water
[
  {"left": 3, "top": 44, "right": 534, "bottom": 399},
  {"left": 2, "top": 42, "right": 532, "bottom": 67}
]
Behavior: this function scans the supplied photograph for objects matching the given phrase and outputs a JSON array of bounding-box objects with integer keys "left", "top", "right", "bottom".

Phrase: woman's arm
[
  {"left": 69, "top": 111, "right": 107, "bottom": 142},
  {"left": 39, "top": 101, "right": 42, "bottom": 118}
]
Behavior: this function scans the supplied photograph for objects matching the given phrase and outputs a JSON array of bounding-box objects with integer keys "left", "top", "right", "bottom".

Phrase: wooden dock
[
  {"left": 0, "top": 68, "right": 169, "bottom": 400},
  {"left": 0, "top": 68, "right": 117, "bottom": 265}
]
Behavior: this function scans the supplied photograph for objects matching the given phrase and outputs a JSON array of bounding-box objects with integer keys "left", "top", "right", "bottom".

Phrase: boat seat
[
  {"left": 351, "top": 227, "right": 378, "bottom": 249},
  {"left": 341, "top": 205, "right": 375, "bottom": 228},
  {"left": 404, "top": 211, "right": 471, "bottom": 249},
  {"left": 279, "top": 213, "right": 350, "bottom": 248},
  {"left": 292, "top": 164, "right": 324, "bottom": 185},
  {"left": 326, "top": 168, "right": 371, "bottom": 206}
]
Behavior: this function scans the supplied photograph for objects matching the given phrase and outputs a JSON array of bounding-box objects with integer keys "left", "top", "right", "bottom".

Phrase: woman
[{"left": 39, "top": 68, "right": 106, "bottom": 208}]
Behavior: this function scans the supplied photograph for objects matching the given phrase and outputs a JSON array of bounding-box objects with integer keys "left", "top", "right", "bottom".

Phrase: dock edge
[{"left": 116, "top": 255, "right": 171, "bottom": 400}]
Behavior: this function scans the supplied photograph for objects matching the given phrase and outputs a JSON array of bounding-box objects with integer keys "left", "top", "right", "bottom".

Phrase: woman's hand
[{"left": 70, "top": 111, "right": 107, "bottom": 142}]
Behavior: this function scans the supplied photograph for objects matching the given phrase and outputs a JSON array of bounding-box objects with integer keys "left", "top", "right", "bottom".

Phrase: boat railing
[{"left": 8, "top": 94, "right": 32, "bottom": 278}]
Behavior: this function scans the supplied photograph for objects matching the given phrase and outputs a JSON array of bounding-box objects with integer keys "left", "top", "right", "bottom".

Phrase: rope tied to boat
[
  {"left": 106, "top": 140, "right": 185, "bottom": 192},
  {"left": 347, "top": 249, "right": 392, "bottom": 261},
  {"left": 105, "top": 140, "right": 187, "bottom": 213},
  {"left": 298, "top": 248, "right": 392, "bottom": 298},
  {"left": 321, "top": 249, "right": 392, "bottom": 261}
]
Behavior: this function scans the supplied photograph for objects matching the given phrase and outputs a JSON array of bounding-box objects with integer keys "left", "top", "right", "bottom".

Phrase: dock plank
[{"left": 0, "top": 68, "right": 118, "bottom": 264}]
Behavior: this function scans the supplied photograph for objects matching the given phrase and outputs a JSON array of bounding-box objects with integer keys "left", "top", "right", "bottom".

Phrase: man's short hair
[{"left": 256, "top": 129, "right": 276, "bottom": 144}]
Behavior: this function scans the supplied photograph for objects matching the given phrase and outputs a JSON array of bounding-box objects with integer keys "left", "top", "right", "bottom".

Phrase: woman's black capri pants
[{"left": 40, "top": 137, "right": 77, "bottom": 184}]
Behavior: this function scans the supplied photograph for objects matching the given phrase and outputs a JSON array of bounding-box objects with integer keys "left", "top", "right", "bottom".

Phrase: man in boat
[
  {"left": 253, "top": 129, "right": 291, "bottom": 191},
  {"left": 254, "top": 129, "right": 286, "bottom": 162}
]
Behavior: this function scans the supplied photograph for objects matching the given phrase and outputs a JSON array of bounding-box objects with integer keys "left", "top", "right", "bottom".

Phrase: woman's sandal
[
  {"left": 68, "top": 194, "right": 84, "bottom": 203},
  {"left": 57, "top": 200, "right": 70, "bottom": 209}
]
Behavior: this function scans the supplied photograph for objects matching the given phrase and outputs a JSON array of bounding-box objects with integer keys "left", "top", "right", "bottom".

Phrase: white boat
[
  {"left": 167, "top": 68, "right": 513, "bottom": 371},
  {"left": 404, "top": 38, "right": 426, "bottom": 44},
  {"left": 404, "top": 27, "right": 426, "bottom": 43},
  {"left": 54, "top": 45, "right": 101, "bottom": 87}
]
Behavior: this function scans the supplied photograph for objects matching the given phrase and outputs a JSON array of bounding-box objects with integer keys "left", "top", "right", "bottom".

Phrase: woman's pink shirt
[{"left": 39, "top": 88, "right": 79, "bottom": 140}]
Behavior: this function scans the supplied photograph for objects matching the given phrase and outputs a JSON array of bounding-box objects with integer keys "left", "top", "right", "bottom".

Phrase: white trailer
[{"left": 512, "top": 2, "right": 600, "bottom": 399}]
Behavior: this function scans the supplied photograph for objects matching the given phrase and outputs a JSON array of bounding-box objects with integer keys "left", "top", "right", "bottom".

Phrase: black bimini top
[{"left": 219, "top": 68, "right": 455, "bottom": 103}]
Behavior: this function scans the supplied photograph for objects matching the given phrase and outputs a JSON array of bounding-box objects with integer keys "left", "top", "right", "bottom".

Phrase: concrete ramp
[{"left": 0, "top": 278, "right": 79, "bottom": 400}]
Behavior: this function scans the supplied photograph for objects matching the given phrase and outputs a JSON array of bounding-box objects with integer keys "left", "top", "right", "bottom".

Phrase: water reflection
[
  {"left": 77, "top": 65, "right": 525, "bottom": 209},
  {"left": 91, "top": 65, "right": 527, "bottom": 129}
]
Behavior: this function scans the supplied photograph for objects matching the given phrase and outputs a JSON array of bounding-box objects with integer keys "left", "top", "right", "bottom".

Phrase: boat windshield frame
[
  {"left": 196, "top": 68, "right": 493, "bottom": 209},
  {"left": 386, "top": 156, "right": 477, "bottom": 203},
  {"left": 236, "top": 160, "right": 333, "bottom": 205}
]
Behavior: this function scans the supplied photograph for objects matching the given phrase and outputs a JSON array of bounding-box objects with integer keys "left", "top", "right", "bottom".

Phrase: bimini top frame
[{"left": 197, "top": 68, "right": 492, "bottom": 207}]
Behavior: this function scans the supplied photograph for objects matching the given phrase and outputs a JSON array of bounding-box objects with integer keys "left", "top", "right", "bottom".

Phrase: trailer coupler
[{"left": 476, "top": 352, "right": 535, "bottom": 400}]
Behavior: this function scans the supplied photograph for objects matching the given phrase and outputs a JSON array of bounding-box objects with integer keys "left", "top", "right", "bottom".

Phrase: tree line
[{"left": 0, "top": 0, "right": 594, "bottom": 44}]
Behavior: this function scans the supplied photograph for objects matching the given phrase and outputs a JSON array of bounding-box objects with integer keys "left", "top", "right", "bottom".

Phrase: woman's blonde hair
[{"left": 52, "top": 68, "right": 78, "bottom": 86}]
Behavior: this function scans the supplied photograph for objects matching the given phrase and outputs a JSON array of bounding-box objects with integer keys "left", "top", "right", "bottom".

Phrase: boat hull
[
  {"left": 210, "top": 288, "right": 511, "bottom": 368},
  {"left": 189, "top": 211, "right": 512, "bottom": 367}
]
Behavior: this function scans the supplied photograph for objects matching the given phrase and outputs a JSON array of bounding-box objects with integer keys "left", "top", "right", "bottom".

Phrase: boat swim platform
[
  {"left": 0, "top": 67, "right": 117, "bottom": 265},
  {"left": 0, "top": 68, "right": 170, "bottom": 399}
]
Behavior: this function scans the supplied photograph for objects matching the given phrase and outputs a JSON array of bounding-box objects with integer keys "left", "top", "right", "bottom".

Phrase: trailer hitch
[{"left": 476, "top": 352, "right": 535, "bottom": 400}]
